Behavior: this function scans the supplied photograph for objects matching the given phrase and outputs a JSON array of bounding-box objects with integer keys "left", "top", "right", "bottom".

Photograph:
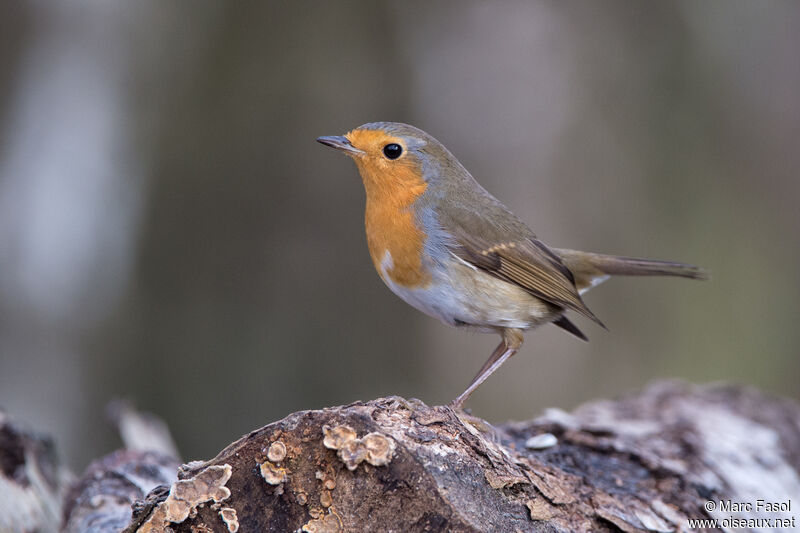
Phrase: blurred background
[{"left": 0, "top": 1, "right": 798, "bottom": 471}]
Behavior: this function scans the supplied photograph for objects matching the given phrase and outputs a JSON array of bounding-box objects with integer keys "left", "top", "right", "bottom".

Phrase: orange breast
[{"left": 352, "top": 151, "right": 431, "bottom": 289}]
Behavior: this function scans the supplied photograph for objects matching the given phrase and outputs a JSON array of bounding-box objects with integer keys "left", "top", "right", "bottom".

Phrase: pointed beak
[{"left": 316, "top": 135, "right": 364, "bottom": 156}]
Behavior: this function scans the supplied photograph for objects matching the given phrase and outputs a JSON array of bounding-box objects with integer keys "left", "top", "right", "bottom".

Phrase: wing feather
[{"left": 450, "top": 231, "right": 605, "bottom": 327}]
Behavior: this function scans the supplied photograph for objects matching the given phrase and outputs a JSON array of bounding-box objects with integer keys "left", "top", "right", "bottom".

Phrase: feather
[
  {"left": 449, "top": 230, "right": 605, "bottom": 328},
  {"left": 552, "top": 315, "right": 589, "bottom": 341},
  {"left": 554, "top": 248, "right": 708, "bottom": 294}
]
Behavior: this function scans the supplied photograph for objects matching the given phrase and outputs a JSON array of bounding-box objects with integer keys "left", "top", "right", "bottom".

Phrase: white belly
[{"left": 378, "top": 250, "right": 555, "bottom": 331}]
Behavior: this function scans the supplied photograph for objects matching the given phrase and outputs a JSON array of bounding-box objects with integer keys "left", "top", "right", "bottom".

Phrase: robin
[{"left": 317, "top": 122, "right": 706, "bottom": 409}]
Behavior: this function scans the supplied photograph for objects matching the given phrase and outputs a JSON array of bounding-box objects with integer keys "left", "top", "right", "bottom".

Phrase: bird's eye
[{"left": 382, "top": 143, "right": 402, "bottom": 160}]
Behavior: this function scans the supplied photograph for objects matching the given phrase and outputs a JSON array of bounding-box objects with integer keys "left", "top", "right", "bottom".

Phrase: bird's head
[{"left": 317, "top": 122, "right": 465, "bottom": 197}]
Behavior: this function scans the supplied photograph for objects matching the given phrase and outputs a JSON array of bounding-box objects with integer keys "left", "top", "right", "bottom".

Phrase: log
[
  {"left": 0, "top": 410, "right": 71, "bottom": 533},
  {"left": 61, "top": 402, "right": 181, "bottom": 533},
  {"left": 80, "top": 380, "right": 797, "bottom": 533},
  {"left": 62, "top": 449, "right": 179, "bottom": 533}
]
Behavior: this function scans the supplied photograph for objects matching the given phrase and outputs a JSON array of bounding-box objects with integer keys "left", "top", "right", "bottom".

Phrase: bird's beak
[{"left": 316, "top": 135, "right": 364, "bottom": 156}]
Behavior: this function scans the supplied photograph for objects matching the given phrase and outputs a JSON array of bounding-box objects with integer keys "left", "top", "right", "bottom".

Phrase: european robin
[{"left": 317, "top": 122, "right": 706, "bottom": 409}]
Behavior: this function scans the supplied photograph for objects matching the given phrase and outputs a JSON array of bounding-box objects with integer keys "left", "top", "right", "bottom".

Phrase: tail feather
[
  {"left": 554, "top": 248, "right": 708, "bottom": 294},
  {"left": 552, "top": 315, "right": 589, "bottom": 341}
]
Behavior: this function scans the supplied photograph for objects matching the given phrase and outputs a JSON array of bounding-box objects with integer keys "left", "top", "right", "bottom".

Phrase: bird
[{"left": 317, "top": 122, "right": 706, "bottom": 409}]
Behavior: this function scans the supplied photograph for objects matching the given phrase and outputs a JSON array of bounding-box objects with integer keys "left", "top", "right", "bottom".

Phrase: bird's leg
[{"left": 450, "top": 329, "right": 524, "bottom": 410}]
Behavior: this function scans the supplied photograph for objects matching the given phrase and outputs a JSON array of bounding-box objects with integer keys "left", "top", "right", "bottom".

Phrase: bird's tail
[{"left": 553, "top": 248, "right": 708, "bottom": 294}]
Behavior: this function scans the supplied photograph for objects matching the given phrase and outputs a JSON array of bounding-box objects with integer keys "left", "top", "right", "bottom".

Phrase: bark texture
[
  {"left": 111, "top": 381, "right": 800, "bottom": 532},
  {"left": 61, "top": 449, "right": 179, "bottom": 533},
  {"left": 0, "top": 411, "right": 71, "bottom": 533},
  {"left": 5, "top": 381, "right": 800, "bottom": 532}
]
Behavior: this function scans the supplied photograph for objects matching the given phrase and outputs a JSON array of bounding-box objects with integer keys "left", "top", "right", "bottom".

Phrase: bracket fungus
[
  {"left": 259, "top": 460, "right": 288, "bottom": 485},
  {"left": 136, "top": 464, "right": 232, "bottom": 533},
  {"left": 322, "top": 425, "right": 396, "bottom": 471},
  {"left": 219, "top": 507, "right": 239, "bottom": 532}
]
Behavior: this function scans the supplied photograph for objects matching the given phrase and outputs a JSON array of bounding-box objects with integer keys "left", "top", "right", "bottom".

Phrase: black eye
[{"left": 383, "top": 143, "right": 402, "bottom": 160}]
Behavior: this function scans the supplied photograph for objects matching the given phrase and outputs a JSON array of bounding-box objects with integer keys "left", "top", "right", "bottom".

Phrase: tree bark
[
  {"left": 13, "top": 381, "right": 800, "bottom": 532},
  {"left": 0, "top": 411, "right": 71, "bottom": 533}
]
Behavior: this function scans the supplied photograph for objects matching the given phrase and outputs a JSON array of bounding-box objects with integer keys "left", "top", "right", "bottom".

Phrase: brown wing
[{"left": 450, "top": 231, "right": 605, "bottom": 328}]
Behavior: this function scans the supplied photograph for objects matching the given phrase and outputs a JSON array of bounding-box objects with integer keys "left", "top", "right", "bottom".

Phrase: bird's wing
[
  {"left": 447, "top": 227, "right": 605, "bottom": 328},
  {"left": 432, "top": 176, "right": 604, "bottom": 327}
]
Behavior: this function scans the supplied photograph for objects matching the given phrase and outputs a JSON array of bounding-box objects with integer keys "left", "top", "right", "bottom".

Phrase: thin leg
[{"left": 450, "top": 329, "right": 524, "bottom": 410}]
